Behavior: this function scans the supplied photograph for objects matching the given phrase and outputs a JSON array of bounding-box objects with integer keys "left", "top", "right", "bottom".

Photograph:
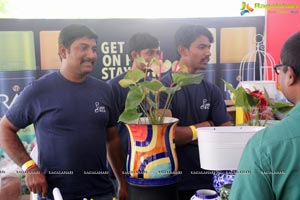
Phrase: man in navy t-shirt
[
  {"left": 0, "top": 24, "right": 128, "bottom": 200},
  {"left": 107, "top": 32, "right": 160, "bottom": 194},
  {"left": 160, "top": 24, "right": 232, "bottom": 200}
]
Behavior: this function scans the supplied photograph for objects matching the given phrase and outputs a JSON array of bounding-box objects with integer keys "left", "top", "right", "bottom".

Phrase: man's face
[
  {"left": 185, "top": 35, "right": 211, "bottom": 70},
  {"left": 135, "top": 48, "right": 160, "bottom": 71},
  {"left": 62, "top": 36, "right": 97, "bottom": 75}
]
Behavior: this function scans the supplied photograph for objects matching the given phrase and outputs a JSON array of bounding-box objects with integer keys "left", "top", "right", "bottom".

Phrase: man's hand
[
  {"left": 25, "top": 165, "right": 48, "bottom": 198},
  {"left": 118, "top": 181, "right": 128, "bottom": 200}
]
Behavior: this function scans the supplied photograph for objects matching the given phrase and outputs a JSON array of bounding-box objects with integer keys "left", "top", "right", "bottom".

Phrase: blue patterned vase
[{"left": 212, "top": 170, "right": 236, "bottom": 194}]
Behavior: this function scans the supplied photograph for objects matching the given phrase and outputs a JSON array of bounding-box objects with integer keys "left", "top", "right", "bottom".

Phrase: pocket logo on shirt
[
  {"left": 200, "top": 99, "right": 210, "bottom": 110},
  {"left": 94, "top": 102, "right": 106, "bottom": 113}
]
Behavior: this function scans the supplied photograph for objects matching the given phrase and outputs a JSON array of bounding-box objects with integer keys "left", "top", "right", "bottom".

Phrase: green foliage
[
  {"left": 118, "top": 58, "right": 204, "bottom": 124},
  {"left": 224, "top": 79, "right": 294, "bottom": 116}
]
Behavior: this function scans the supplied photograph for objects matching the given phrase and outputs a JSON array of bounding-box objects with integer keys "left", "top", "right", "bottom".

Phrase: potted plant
[
  {"left": 207, "top": 80, "right": 294, "bottom": 194},
  {"left": 224, "top": 80, "right": 293, "bottom": 126},
  {"left": 118, "top": 57, "right": 203, "bottom": 183},
  {"left": 118, "top": 57, "right": 204, "bottom": 124},
  {"left": 196, "top": 80, "right": 293, "bottom": 194}
]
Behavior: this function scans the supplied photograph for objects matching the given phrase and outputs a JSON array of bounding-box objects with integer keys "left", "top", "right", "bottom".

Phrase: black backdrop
[{"left": 0, "top": 17, "right": 265, "bottom": 118}]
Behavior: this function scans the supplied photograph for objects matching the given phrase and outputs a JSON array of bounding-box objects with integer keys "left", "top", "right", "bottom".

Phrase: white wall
[{"left": 4, "top": 0, "right": 265, "bottom": 19}]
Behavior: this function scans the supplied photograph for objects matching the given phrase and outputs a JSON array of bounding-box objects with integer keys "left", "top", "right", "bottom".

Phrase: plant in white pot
[
  {"left": 118, "top": 57, "right": 203, "bottom": 183},
  {"left": 197, "top": 81, "right": 294, "bottom": 194}
]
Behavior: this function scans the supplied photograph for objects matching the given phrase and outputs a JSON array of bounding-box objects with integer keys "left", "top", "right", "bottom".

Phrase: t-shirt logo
[
  {"left": 94, "top": 102, "right": 106, "bottom": 113},
  {"left": 200, "top": 99, "right": 210, "bottom": 110}
]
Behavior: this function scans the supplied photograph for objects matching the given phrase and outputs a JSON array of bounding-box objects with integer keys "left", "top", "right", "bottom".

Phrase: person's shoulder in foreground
[{"left": 230, "top": 31, "right": 300, "bottom": 200}]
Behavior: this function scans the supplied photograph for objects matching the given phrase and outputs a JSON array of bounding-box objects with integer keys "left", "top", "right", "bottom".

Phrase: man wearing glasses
[
  {"left": 230, "top": 31, "right": 300, "bottom": 199},
  {"left": 274, "top": 64, "right": 299, "bottom": 77}
]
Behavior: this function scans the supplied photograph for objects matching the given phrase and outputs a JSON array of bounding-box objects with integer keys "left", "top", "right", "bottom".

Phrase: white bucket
[{"left": 197, "top": 126, "right": 265, "bottom": 170}]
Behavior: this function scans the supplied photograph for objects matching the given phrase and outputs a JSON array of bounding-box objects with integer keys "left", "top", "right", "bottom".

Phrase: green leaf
[
  {"left": 223, "top": 80, "right": 237, "bottom": 96},
  {"left": 136, "top": 57, "right": 147, "bottom": 65},
  {"left": 139, "top": 80, "right": 165, "bottom": 92},
  {"left": 163, "top": 60, "right": 172, "bottom": 72},
  {"left": 234, "top": 88, "right": 249, "bottom": 107},
  {"left": 224, "top": 80, "right": 259, "bottom": 107},
  {"left": 270, "top": 101, "right": 294, "bottom": 114},
  {"left": 119, "top": 79, "right": 136, "bottom": 88},
  {"left": 123, "top": 68, "right": 145, "bottom": 83},
  {"left": 172, "top": 73, "right": 204, "bottom": 86},
  {"left": 118, "top": 109, "right": 142, "bottom": 123},
  {"left": 125, "top": 86, "right": 145, "bottom": 109},
  {"left": 162, "top": 85, "right": 181, "bottom": 95},
  {"left": 263, "top": 87, "right": 270, "bottom": 100},
  {"left": 246, "top": 92, "right": 259, "bottom": 107}
]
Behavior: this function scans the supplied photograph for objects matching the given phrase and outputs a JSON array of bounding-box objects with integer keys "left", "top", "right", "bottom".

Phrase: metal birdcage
[
  {"left": 238, "top": 34, "right": 276, "bottom": 81},
  {"left": 237, "top": 34, "right": 277, "bottom": 99}
]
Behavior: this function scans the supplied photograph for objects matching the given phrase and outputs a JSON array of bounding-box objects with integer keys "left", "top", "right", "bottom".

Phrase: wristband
[
  {"left": 189, "top": 125, "right": 198, "bottom": 141},
  {"left": 21, "top": 160, "right": 36, "bottom": 172}
]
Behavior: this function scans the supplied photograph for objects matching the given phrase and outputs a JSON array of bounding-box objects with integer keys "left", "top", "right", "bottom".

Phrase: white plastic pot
[{"left": 197, "top": 126, "right": 265, "bottom": 170}]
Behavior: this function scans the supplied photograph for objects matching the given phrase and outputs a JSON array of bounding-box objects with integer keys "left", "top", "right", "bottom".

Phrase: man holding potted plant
[
  {"left": 107, "top": 32, "right": 160, "bottom": 195},
  {"left": 159, "top": 24, "right": 232, "bottom": 200}
]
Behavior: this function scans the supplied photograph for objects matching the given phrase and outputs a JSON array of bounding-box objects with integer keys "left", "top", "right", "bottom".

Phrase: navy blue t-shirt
[
  {"left": 106, "top": 72, "right": 154, "bottom": 179},
  {"left": 160, "top": 72, "right": 231, "bottom": 191},
  {"left": 107, "top": 73, "right": 129, "bottom": 178},
  {"left": 6, "top": 72, "right": 117, "bottom": 199}
]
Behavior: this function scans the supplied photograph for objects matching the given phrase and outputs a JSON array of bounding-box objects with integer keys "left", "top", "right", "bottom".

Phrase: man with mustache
[
  {"left": 0, "top": 24, "right": 127, "bottom": 200},
  {"left": 160, "top": 24, "right": 232, "bottom": 200}
]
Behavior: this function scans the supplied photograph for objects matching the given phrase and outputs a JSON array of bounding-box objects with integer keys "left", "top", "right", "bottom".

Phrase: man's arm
[
  {"left": 175, "top": 121, "right": 231, "bottom": 146},
  {"left": 106, "top": 126, "right": 128, "bottom": 200},
  {"left": 161, "top": 109, "right": 232, "bottom": 146},
  {"left": 0, "top": 116, "right": 30, "bottom": 166},
  {"left": 0, "top": 116, "right": 48, "bottom": 197}
]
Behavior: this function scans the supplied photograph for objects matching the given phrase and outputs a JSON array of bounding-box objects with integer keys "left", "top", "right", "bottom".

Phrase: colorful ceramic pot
[{"left": 125, "top": 117, "right": 178, "bottom": 179}]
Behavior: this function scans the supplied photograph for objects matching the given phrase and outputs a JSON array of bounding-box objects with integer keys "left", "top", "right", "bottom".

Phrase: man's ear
[
  {"left": 58, "top": 44, "right": 67, "bottom": 59},
  {"left": 177, "top": 45, "right": 188, "bottom": 57},
  {"left": 287, "top": 66, "right": 298, "bottom": 86},
  {"left": 131, "top": 51, "right": 138, "bottom": 59}
]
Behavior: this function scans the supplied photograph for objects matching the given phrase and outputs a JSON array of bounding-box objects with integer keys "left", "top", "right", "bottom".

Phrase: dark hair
[
  {"left": 280, "top": 31, "right": 300, "bottom": 77},
  {"left": 128, "top": 33, "right": 160, "bottom": 58},
  {"left": 174, "top": 24, "right": 213, "bottom": 58},
  {"left": 58, "top": 24, "right": 98, "bottom": 49}
]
